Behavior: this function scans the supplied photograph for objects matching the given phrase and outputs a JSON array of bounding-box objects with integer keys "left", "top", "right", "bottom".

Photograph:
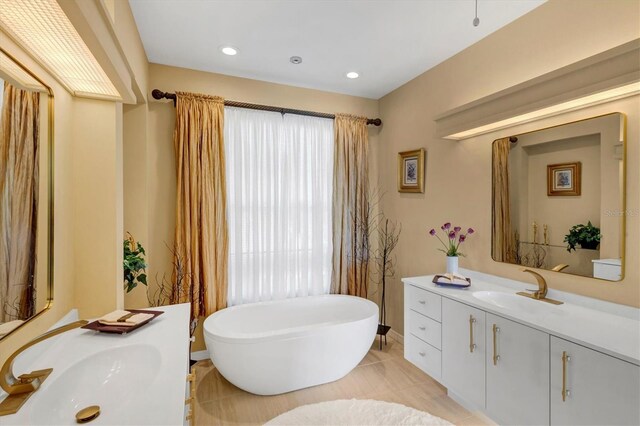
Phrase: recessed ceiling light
[
  {"left": 221, "top": 46, "right": 238, "bottom": 56},
  {"left": 346, "top": 72, "right": 359, "bottom": 79},
  {"left": 290, "top": 56, "right": 302, "bottom": 64}
]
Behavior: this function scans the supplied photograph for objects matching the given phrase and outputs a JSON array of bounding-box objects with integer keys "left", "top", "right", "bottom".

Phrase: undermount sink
[
  {"left": 28, "top": 344, "right": 162, "bottom": 425},
  {"left": 472, "top": 291, "right": 564, "bottom": 315}
]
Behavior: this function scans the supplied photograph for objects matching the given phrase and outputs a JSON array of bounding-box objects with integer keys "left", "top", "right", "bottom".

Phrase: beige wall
[
  {"left": 378, "top": 0, "right": 640, "bottom": 335},
  {"left": 127, "top": 63, "right": 380, "bottom": 349},
  {"left": 123, "top": 103, "right": 150, "bottom": 309},
  {"left": 71, "top": 98, "right": 124, "bottom": 318},
  {"left": 110, "top": 0, "right": 149, "bottom": 102}
]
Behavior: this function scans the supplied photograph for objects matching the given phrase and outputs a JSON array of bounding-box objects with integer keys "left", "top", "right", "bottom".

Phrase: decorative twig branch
[
  {"left": 349, "top": 187, "right": 384, "bottom": 298},
  {"left": 374, "top": 217, "right": 401, "bottom": 327},
  {"left": 148, "top": 242, "right": 197, "bottom": 337}
]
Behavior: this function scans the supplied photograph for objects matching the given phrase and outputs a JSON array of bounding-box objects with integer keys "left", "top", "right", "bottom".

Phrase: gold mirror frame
[
  {"left": 0, "top": 47, "right": 54, "bottom": 340},
  {"left": 491, "top": 112, "right": 627, "bottom": 282}
]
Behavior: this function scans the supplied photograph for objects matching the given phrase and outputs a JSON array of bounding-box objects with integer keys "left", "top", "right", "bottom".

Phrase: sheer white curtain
[{"left": 224, "top": 107, "right": 334, "bottom": 306}]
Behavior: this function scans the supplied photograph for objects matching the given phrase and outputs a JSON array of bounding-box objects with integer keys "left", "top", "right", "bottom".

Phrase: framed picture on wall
[
  {"left": 397, "top": 149, "right": 425, "bottom": 193},
  {"left": 547, "top": 162, "right": 581, "bottom": 196}
]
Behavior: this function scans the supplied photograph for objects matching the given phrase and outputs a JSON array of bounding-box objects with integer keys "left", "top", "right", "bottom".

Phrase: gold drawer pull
[
  {"left": 418, "top": 351, "right": 426, "bottom": 357},
  {"left": 492, "top": 324, "right": 500, "bottom": 365},
  {"left": 418, "top": 300, "right": 426, "bottom": 305},
  {"left": 562, "top": 351, "right": 571, "bottom": 401},
  {"left": 469, "top": 315, "right": 477, "bottom": 353},
  {"left": 418, "top": 326, "right": 426, "bottom": 330}
]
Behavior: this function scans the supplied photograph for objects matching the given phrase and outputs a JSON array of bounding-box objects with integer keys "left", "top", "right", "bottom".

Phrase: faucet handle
[{"left": 17, "top": 369, "right": 51, "bottom": 383}]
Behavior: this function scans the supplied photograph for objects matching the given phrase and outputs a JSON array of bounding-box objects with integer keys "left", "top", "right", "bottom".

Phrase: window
[{"left": 224, "top": 107, "right": 334, "bottom": 305}]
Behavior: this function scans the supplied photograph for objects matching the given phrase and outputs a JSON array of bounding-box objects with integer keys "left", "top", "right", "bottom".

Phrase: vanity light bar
[
  {"left": 447, "top": 82, "right": 640, "bottom": 140},
  {"left": 0, "top": 0, "right": 121, "bottom": 99}
]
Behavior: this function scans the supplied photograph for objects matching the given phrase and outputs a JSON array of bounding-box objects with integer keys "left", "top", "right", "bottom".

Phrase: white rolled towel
[
  {"left": 98, "top": 309, "right": 154, "bottom": 327},
  {"left": 437, "top": 273, "right": 469, "bottom": 286}
]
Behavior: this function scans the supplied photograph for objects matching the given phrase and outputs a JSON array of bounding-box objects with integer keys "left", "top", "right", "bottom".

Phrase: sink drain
[{"left": 76, "top": 405, "right": 100, "bottom": 423}]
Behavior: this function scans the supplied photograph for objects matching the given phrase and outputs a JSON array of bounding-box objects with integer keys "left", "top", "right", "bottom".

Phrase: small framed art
[
  {"left": 397, "top": 149, "right": 425, "bottom": 193},
  {"left": 547, "top": 162, "right": 581, "bottom": 196}
]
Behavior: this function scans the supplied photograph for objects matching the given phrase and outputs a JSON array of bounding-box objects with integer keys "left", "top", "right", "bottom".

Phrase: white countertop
[
  {"left": 3, "top": 303, "right": 191, "bottom": 425},
  {"left": 403, "top": 270, "right": 640, "bottom": 366}
]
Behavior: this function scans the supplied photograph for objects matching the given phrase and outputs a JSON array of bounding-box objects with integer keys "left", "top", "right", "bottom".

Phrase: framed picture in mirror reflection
[{"left": 547, "top": 162, "right": 581, "bottom": 196}]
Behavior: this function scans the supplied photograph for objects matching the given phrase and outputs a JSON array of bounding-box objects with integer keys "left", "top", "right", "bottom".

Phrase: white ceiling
[{"left": 130, "top": 0, "right": 545, "bottom": 99}]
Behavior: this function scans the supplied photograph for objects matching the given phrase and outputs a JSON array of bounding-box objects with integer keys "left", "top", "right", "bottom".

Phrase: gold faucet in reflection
[
  {"left": 0, "top": 320, "right": 88, "bottom": 416},
  {"left": 517, "top": 269, "right": 563, "bottom": 305}
]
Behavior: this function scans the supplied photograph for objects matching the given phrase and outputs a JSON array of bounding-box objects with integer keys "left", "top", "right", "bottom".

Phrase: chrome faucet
[
  {"left": 0, "top": 320, "right": 88, "bottom": 416},
  {"left": 517, "top": 269, "right": 563, "bottom": 305}
]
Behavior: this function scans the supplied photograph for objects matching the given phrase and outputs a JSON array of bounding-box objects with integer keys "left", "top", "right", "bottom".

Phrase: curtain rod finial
[{"left": 151, "top": 89, "right": 165, "bottom": 100}]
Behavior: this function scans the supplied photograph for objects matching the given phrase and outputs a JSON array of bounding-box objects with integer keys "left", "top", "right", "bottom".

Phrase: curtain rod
[{"left": 151, "top": 89, "right": 382, "bottom": 126}]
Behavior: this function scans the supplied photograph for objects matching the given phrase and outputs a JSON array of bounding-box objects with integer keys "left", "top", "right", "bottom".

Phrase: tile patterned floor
[{"left": 192, "top": 339, "right": 491, "bottom": 425}]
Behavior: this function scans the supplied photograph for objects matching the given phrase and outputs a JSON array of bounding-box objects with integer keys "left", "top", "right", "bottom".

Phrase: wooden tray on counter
[{"left": 82, "top": 309, "right": 164, "bottom": 334}]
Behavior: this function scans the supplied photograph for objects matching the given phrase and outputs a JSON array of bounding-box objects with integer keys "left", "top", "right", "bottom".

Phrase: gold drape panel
[
  {"left": 173, "top": 92, "right": 228, "bottom": 318},
  {"left": 0, "top": 82, "right": 39, "bottom": 322},
  {"left": 331, "top": 113, "right": 369, "bottom": 297},
  {"left": 492, "top": 138, "right": 514, "bottom": 263}
]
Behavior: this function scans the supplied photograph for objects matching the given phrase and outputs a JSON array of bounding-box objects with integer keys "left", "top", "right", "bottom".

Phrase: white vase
[{"left": 446, "top": 256, "right": 459, "bottom": 274}]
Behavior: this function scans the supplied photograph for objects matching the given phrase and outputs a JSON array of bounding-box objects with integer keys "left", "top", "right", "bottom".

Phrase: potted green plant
[
  {"left": 564, "top": 221, "right": 601, "bottom": 252},
  {"left": 124, "top": 232, "right": 147, "bottom": 293}
]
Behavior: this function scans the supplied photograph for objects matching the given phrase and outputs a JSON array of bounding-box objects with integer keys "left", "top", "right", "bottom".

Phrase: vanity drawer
[
  {"left": 407, "top": 285, "right": 441, "bottom": 322},
  {"left": 406, "top": 333, "right": 441, "bottom": 381},
  {"left": 409, "top": 310, "right": 442, "bottom": 350}
]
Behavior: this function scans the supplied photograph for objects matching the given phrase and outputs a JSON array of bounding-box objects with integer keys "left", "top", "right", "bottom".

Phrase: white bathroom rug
[{"left": 265, "top": 399, "right": 453, "bottom": 426}]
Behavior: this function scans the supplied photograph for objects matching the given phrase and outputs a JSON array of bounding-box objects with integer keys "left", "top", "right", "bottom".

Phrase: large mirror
[
  {"left": 492, "top": 113, "right": 625, "bottom": 281},
  {"left": 0, "top": 48, "right": 52, "bottom": 339}
]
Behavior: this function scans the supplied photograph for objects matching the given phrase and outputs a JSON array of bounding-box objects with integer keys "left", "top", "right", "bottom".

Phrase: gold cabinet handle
[
  {"left": 418, "top": 351, "right": 426, "bottom": 357},
  {"left": 562, "top": 351, "right": 571, "bottom": 401},
  {"left": 492, "top": 324, "right": 500, "bottom": 365},
  {"left": 469, "top": 315, "right": 477, "bottom": 353},
  {"left": 418, "top": 300, "right": 426, "bottom": 305},
  {"left": 418, "top": 326, "right": 426, "bottom": 330}
]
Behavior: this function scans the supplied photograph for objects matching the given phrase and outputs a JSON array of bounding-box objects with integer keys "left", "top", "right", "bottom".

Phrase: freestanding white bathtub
[{"left": 203, "top": 294, "right": 378, "bottom": 395}]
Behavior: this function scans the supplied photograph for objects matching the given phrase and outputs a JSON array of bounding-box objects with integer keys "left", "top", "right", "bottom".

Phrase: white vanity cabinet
[
  {"left": 441, "top": 298, "right": 486, "bottom": 410},
  {"left": 485, "top": 313, "right": 549, "bottom": 425},
  {"left": 550, "top": 337, "right": 640, "bottom": 426},
  {"left": 403, "top": 276, "right": 640, "bottom": 426}
]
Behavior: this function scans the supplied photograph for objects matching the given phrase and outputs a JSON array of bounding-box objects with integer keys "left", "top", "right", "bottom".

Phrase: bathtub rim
[{"left": 203, "top": 294, "right": 379, "bottom": 344}]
